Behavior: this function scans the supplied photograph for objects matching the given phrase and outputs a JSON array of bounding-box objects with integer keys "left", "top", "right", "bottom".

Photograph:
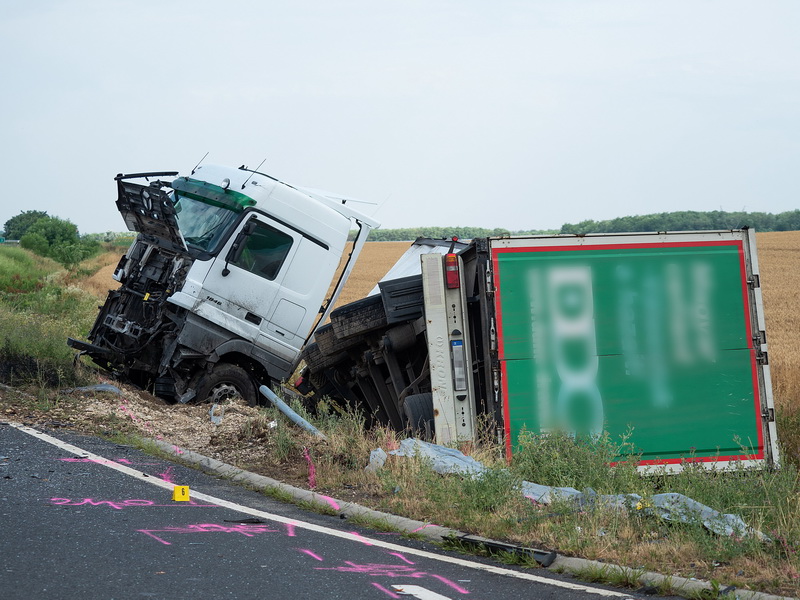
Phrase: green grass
[
  {"left": 0, "top": 246, "right": 97, "bottom": 391},
  {"left": 777, "top": 405, "right": 800, "bottom": 471},
  {"left": 0, "top": 245, "right": 57, "bottom": 293},
  {"left": 510, "top": 428, "right": 646, "bottom": 494}
]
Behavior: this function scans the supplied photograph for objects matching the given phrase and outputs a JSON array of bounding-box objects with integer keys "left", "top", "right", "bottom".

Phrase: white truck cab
[{"left": 69, "top": 164, "right": 378, "bottom": 405}]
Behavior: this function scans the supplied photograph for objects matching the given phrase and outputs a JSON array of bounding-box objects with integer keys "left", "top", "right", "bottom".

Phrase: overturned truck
[{"left": 69, "top": 164, "right": 780, "bottom": 472}]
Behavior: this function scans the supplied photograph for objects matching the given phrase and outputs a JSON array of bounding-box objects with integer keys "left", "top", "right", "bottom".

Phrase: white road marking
[
  {"left": 10, "top": 423, "right": 632, "bottom": 597},
  {"left": 392, "top": 584, "right": 452, "bottom": 599}
]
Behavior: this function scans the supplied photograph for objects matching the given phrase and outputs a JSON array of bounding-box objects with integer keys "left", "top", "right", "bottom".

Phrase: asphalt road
[{"left": 0, "top": 422, "right": 650, "bottom": 600}]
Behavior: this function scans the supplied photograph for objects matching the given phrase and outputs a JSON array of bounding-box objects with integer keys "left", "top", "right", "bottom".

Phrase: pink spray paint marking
[
  {"left": 285, "top": 522, "right": 297, "bottom": 537},
  {"left": 50, "top": 498, "right": 216, "bottom": 510},
  {"left": 302, "top": 447, "right": 316, "bottom": 489},
  {"left": 118, "top": 399, "right": 141, "bottom": 426},
  {"left": 318, "top": 562, "right": 426, "bottom": 577},
  {"left": 524, "top": 494, "right": 543, "bottom": 508},
  {"left": 158, "top": 466, "right": 175, "bottom": 484},
  {"left": 347, "top": 531, "right": 374, "bottom": 546},
  {"left": 118, "top": 398, "right": 157, "bottom": 436},
  {"left": 297, "top": 548, "right": 324, "bottom": 561},
  {"left": 409, "top": 523, "right": 439, "bottom": 534},
  {"left": 388, "top": 552, "right": 415, "bottom": 565},
  {"left": 315, "top": 562, "right": 470, "bottom": 594},
  {"left": 138, "top": 522, "right": 281, "bottom": 546},
  {"left": 58, "top": 457, "right": 157, "bottom": 466},
  {"left": 172, "top": 445, "right": 184, "bottom": 455},
  {"left": 317, "top": 495, "right": 340, "bottom": 511},
  {"left": 51, "top": 498, "right": 154, "bottom": 510},
  {"left": 140, "top": 530, "right": 173, "bottom": 545},
  {"left": 429, "top": 573, "right": 471, "bottom": 594},
  {"left": 371, "top": 583, "right": 401, "bottom": 598}
]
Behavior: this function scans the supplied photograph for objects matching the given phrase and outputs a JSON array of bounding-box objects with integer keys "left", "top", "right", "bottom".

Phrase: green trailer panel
[{"left": 491, "top": 233, "right": 771, "bottom": 469}]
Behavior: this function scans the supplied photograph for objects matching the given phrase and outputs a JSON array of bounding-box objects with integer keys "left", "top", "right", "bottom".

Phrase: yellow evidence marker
[{"left": 172, "top": 485, "right": 190, "bottom": 501}]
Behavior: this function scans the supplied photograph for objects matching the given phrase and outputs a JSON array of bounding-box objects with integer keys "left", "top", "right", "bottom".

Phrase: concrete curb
[{"left": 149, "top": 439, "right": 795, "bottom": 600}]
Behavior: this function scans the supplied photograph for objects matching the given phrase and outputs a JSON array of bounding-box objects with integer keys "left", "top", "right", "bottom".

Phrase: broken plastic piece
[
  {"left": 61, "top": 383, "right": 122, "bottom": 395},
  {"left": 364, "top": 448, "right": 387, "bottom": 473},
  {"left": 209, "top": 403, "right": 224, "bottom": 425},
  {"left": 387, "top": 438, "right": 769, "bottom": 541}
]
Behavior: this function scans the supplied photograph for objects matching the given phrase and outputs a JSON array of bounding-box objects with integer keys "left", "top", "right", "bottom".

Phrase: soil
[{"left": 0, "top": 374, "right": 315, "bottom": 490}]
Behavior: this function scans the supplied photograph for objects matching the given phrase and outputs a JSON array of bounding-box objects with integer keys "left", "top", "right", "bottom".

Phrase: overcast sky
[{"left": 1, "top": 1, "right": 798, "bottom": 235}]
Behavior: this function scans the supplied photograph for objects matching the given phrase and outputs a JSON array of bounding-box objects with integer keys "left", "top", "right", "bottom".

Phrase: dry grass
[{"left": 73, "top": 250, "right": 121, "bottom": 298}]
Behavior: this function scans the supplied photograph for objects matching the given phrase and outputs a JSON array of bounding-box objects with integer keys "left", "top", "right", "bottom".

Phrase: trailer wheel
[
  {"left": 194, "top": 363, "right": 258, "bottom": 407},
  {"left": 404, "top": 392, "right": 434, "bottom": 440},
  {"left": 330, "top": 294, "right": 387, "bottom": 338},
  {"left": 315, "top": 323, "right": 362, "bottom": 356},
  {"left": 302, "top": 342, "right": 349, "bottom": 371}
]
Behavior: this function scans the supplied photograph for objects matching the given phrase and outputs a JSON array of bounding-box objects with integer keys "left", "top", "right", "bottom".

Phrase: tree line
[
  {"left": 559, "top": 209, "right": 800, "bottom": 235},
  {"left": 354, "top": 209, "right": 800, "bottom": 240}
]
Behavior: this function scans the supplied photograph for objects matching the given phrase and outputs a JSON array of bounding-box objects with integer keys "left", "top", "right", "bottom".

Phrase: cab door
[{"left": 197, "top": 214, "right": 301, "bottom": 360}]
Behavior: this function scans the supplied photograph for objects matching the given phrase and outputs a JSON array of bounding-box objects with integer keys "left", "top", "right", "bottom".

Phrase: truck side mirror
[{"left": 222, "top": 219, "right": 256, "bottom": 277}]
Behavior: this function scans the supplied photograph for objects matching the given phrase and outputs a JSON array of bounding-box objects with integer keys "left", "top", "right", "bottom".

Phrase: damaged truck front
[{"left": 68, "top": 165, "right": 378, "bottom": 405}]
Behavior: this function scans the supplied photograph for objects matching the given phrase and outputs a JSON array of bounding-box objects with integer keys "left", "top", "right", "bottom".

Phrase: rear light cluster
[{"left": 444, "top": 253, "right": 460, "bottom": 289}]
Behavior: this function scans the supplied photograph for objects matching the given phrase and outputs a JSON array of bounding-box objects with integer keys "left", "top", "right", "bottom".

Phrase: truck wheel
[
  {"left": 404, "top": 392, "right": 434, "bottom": 440},
  {"left": 302, "top": 342, "right": 348, "bottom": 371},
  {"left": 194, "top": 363, "right": 258, "bottom": 407},
  {"left": 315, "top": 323, "right": 362, "bottom": 356}
]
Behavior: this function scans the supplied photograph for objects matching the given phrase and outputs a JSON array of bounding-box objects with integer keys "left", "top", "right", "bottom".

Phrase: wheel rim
[{"left": 207, "top": 382, "right": 242, "bottom": 404}]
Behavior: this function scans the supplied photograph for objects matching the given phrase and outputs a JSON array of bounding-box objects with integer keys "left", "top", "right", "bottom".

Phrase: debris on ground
[{"left": 385, "top": 438, "right": 770, "bottom": 541}]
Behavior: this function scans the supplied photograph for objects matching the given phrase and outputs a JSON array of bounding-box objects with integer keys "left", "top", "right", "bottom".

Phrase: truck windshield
[
  {"left": 174, "top": 194, "right": 239, "bottom": 253},
  {"left": 171, "top": 178, "right": 256, "bottom": 254}
]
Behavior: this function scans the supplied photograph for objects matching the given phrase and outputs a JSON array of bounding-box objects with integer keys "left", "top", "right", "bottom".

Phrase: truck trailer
[{"left": 298, "top": 230, "right": 780, "bottom": 472}]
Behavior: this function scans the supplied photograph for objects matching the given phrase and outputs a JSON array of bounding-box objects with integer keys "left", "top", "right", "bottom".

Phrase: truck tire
[
  {"left": 194, "top": 363, "right": 258, "bottom": 407},
  {"left": 301, "top": 342, "right": 348, "bottom": 371},
  {"left": 330, "top": 294, "right": 387, "bottom": 339},
  {"left": 404, "top": 392, "right": 434, "bottom": 440},
  {"left": 315, "top": 323, "right": 362, "bottom": 356}
]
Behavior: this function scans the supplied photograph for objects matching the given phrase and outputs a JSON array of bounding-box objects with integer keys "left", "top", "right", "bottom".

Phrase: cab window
[{"left": 232, "top": 221, "right": 293, "bottom": 280}]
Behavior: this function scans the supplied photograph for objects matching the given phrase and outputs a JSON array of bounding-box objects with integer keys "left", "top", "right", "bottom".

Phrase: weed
[{"left": 511, "top": 428, "right": 645, "bottom": 495}]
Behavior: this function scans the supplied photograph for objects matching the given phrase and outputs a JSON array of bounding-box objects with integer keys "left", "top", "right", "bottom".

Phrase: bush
[{"left": 19, "top": 232, "right": 50, "bottom": 256}]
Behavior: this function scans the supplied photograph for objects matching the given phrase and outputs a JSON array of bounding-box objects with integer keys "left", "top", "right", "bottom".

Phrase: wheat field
[{"left": 755, "top": 231, "right": 800, "bottom": 412}]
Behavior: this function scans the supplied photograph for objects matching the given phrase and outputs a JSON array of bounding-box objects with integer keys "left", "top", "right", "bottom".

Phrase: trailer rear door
[{"left": 489, "top": 230, "right": 779, "bottom": 472}]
